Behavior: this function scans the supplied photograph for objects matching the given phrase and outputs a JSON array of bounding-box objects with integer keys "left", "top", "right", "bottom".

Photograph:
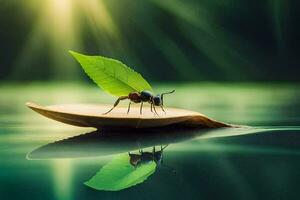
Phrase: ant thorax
[{"left": 140, "top": 90, "right": 153, "bottom": 102}]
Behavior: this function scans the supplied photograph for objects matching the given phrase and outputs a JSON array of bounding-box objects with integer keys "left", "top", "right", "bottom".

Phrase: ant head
[
  {"left": 153, "top": 95, "right": 161, "bottom": 106},
  {"left": 140, "top": 90, "right": 153, "bottom": 101}
]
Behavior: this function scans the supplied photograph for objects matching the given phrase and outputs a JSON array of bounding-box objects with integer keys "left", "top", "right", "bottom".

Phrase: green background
[
  {"left": 0, "top": 0, "right": 299, "bottom": 82},
  {"left": 1, "top": 1, "right": 300, "bottom": 200}
]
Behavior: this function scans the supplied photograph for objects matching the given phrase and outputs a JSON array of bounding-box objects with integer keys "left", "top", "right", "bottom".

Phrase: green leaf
[
  {"left": 85, "top": 154, "right": 157, "bottom": 191},
  {"left": 69, "top": 51, "right": 153, "bottom": 96}
]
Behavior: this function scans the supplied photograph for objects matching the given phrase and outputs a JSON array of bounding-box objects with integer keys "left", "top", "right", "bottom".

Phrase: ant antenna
[
  {"left": 161, "top": 90, "right": 175, "bottom": 97},
  {"left": 161, "top": 90, "right": 175, "bottom": 106},
  {"left": 161, "top": 144, "right": 169, "bottom": 151}
]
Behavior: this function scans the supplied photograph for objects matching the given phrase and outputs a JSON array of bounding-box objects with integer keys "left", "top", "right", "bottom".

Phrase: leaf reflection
[
  {"left": 86, "top": 145, "right": 171, "bottom": 191},
  {"left": 85, "top": 153, "right": 157, "bottom": 191}
]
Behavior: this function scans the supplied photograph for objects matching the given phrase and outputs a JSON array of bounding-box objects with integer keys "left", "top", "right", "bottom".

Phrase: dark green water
[{"left": 1, "top": 83, "right": 300, "bottom": 200}]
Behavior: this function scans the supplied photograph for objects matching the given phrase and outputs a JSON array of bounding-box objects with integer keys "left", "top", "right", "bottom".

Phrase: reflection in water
[
  {"left": 52, "top": 160, "right": 73, "bottom": 200},
  {"left": 129, "top": 145, "right": 168, "bottom": 168},
  {"left": 27, "top": 126, "right": 259, "bottom": 160},
  {"left": 174, "top": 128, "right": 300, "bottom": 155},
  {"left": 26, "top": 126, "right": 300, "bottom": 192},
  {"left": 26, "top": 126, "right": 259, "bottom": 191},
  {"left": 86, "top": 145, "right": 171, "bottom": 191},
  {"left": 27, "top": 126, "right": 202, "bottom": 159},
  {"left": 85, "top": 147, "right": 167, "bottom": 191}
]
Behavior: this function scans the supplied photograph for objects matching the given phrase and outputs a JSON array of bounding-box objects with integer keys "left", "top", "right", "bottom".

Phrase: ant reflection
[
  {"left": 128, "top": 145, "right": 169, "bottom": 168},
  {"left": 128, "top": 145, "right": 176, "bottom": 174}
]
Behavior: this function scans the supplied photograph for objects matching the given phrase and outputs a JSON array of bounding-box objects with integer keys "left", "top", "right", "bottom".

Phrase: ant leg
[
  {"left": 152, "top": 146, "right": 155, "bottom": 159},
  {"left": 103, "top": 97, "right": 120, "bottom": 114},
  {"left": 153, "top": 106, "right": 158, "bottom": 115},
  {"left": 152, "top": 101, "right": 159, "bottom": 116},
  {"left": 127, "top": 102, "right": 131, "bottom": 114},
  {"left": 140, "top": 102, "right": 143, "bottom": 115},
  {"left": 150, "top": 102, "right": 155, "bottom": 114},
  {"left": 160, "top": 105, "right": 166, "bottom": 114},
  {"left": 103, "top": 96, "right": 128, "bottom": 114}
]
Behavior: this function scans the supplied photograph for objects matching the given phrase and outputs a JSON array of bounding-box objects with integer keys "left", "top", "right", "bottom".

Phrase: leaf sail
[
  {"left": 85, "top": 154, "right": 157, "bottom": 191},
  {"left": 69, "top": 51, "right": 152, "bottom": 96}
]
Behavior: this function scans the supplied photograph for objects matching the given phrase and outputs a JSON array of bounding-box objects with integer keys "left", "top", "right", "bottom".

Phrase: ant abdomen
[{"left": 128, "top": 92, "right": 141, "bottom": 103}]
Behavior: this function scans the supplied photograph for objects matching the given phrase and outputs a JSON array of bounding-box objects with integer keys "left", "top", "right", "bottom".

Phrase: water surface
[{"left": 0, "top": 83, "right": 300, "bottom": 199}]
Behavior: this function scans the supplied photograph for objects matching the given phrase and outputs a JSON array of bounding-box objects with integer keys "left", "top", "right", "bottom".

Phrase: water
[{"left": 0, "top": 83, "right": 300, "bottom": 200}]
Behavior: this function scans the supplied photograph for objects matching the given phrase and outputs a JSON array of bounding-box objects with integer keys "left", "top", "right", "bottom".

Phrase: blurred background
[
  {"left": 1, "top": 0, "right": 299, "bottom": 82},
  {"left": 1, "top": 0, "right": 300, "bottom": 126},
  {"left": 0, "top": 0, "right": 300, "bottom": 127},
  {"left": 1, "top": 2, "right": 300, "bottom": 199}
]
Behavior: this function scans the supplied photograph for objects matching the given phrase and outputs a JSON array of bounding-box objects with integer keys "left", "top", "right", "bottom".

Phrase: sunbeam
[
  {"left": 11, "top": 0, "right": 127, "bottom": 81},
  {"left": 12, "top": 0, "right": 80, "bottom": 80},
  {"left": 269, "top": 0, "right": 289, "bottom": 53},
  {"left": 149, "top": 0, "right": 249, "bottom": 79}
]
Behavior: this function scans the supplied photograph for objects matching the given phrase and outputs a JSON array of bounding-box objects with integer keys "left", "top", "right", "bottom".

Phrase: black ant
[
  {"left": 128, "top": 145, "right": 168, "bottom": 168},
  {"left": 103, "top": 90, "right": 175, "bottom": 115}
]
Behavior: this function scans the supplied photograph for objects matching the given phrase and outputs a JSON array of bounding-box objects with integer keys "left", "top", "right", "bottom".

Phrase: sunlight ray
[
  {"left": 269, "top": 0, "right": 288, "bottom": 52},
  {"left": 12, "top": 0, "right": 81, "bottom": 80},
  {"left": 149, "top": 0, "right": 247, "bottom": 79}
]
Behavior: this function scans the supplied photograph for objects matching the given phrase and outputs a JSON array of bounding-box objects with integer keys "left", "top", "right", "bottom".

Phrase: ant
[
  {"left": 103, "top": 90, "right": 175, "bottom": 115},
  {"left": 128, "top": 145, "right": 168, "bottom": 168}
]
